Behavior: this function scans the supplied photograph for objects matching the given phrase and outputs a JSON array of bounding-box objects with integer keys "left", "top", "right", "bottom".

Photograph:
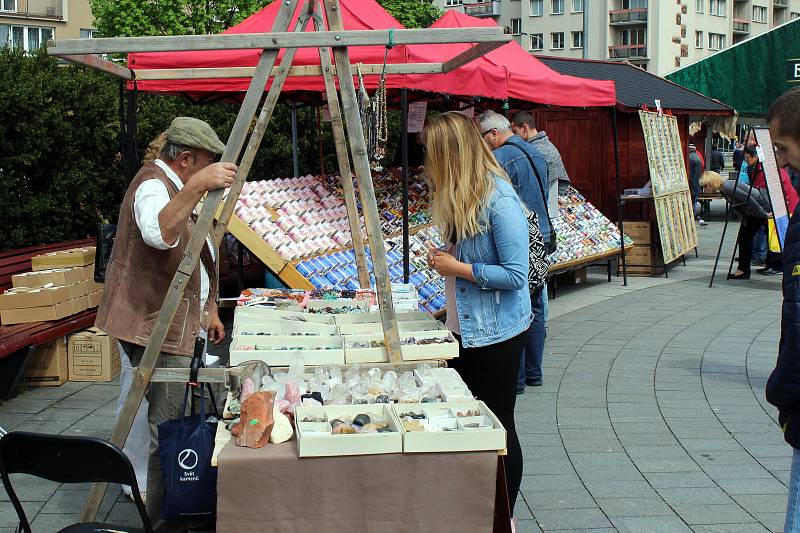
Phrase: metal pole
[
  {"left": 611, "top": 107, "right": 627, "bottom": 286},
  {"left": 401, "top": 88, "right": 410, "bottom": 283},
  {"left": 582, "top": 0, "right": 588, "bottom": 60},
  {"left": 291, "top": 101, "right": 300, "bottom": 176}
]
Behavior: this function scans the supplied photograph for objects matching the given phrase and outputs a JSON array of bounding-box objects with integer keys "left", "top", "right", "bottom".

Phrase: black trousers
[
  {"left": 737, "top": 216, "right": 767, "bottom": 274},
  {"left": 450, "top": 332, "right": 526, "bottom": 516}
]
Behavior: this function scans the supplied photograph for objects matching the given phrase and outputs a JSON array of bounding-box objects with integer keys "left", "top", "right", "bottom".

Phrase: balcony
[
  {"left": 609, "top": 8, "right": 648, "bottom": 24},
  {"left": 733, "top": 18, "right": 750, "bottom": 33},
  {"left": 774, "top": 0, "right": 788, "bottom": 8},
  {"left": 608, "top": 44, "right": 648, "bottom": 59},
  {"left": 463, "top": 1, "right": 500, "bottom": 17},
  {"left": 0, "top": 0, "right": 64, "bottom": 20}
]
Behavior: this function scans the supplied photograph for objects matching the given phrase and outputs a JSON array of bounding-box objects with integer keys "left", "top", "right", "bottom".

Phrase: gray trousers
[{"left": 119, "top": 340, "right": 192, "bottom": 533}]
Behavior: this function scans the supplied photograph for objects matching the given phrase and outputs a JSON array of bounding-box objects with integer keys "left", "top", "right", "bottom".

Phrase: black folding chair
[{"left": 0, "top": 431, "right": 153, "bottom": 533}]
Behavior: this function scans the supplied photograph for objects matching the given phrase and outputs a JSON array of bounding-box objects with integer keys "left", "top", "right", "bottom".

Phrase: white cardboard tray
[{"left": 294, "top": 404, "right": 403, "bottom": 457}]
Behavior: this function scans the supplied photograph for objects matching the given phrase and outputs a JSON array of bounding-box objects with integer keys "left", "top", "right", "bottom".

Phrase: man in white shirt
[{"left": 96, "top": 116, "right": 237, "bottom": 530}]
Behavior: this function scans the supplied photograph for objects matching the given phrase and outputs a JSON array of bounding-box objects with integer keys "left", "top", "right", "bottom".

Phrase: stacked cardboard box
[
  {"left": 618, "top": 221, "right": 663, "bottom": 276},
  {"left": 68, "top": 327, "right": 120, "bottom": 382},
  {"left": 0, "top": 247, "right": 102, "bottom": 325},
  {"left": 23, "top": 337, "right": 69, "bottom": 387}
]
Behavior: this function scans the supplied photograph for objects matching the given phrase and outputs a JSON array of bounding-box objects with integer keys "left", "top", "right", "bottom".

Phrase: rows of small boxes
[
  {"left": 230, "top": 306, "right": 458, "bottom": 367},
  {"left": 22, "top": 328, "right": 121, "bottom": 387},
  {"left": 0, "top": 247, "right": 102, "bottom": 325}
]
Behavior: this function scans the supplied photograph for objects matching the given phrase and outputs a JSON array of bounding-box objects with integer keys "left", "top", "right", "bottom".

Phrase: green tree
[
  {"left": 0, "top": 48, "right": 122, "bottom": 250},
  {"left": 377, "top": 0, "right": 443, "bottom": 28},
  {"left": 89, "top": 0, "right": 265, "bottom": 37}
]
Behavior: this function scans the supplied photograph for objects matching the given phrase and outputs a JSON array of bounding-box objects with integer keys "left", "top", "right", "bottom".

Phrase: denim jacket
[
  {"left": 493, "top": 135, "right": 551, "bottom": 242},
  {"left": 453, "top": 175, "right": 533, "bottom": 348}
]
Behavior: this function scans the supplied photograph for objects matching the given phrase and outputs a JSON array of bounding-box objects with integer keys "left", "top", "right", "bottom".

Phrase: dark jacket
[
  {"left": 733, "top": 148, "right": 744, "bottom": 171},
  {"left": 710, "top": 149, "right": 725, "bottom": 172},
  {"left": 721, "top": 180, "right": 771, "bottom": 219},
  {"left": 767, "top": 209, "right": 800, "bottom": 448},
  {"left": 688, "top": 151, "right": 703, "bottom": 201}
]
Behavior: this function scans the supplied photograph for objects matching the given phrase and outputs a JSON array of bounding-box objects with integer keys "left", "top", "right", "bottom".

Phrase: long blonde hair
[
  {"left": 420, "top": 112, "right": 507, "bottom": 242},
  {"left": 144, "top": 131, "right": 167, "bottom": 162}
]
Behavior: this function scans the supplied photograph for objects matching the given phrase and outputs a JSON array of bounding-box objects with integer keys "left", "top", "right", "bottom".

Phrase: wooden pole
[
  {"left": 213, "top": 2, "right": 315, "bottom": 249},
  {"left": 323, "top": 0, "right": 403, "bottom": 363},
  {"left": 79, "top": 1, "right": 300, "bottom": 522},
  {"left": 314, "top": 23, "right": 371, "bottom": 288}
]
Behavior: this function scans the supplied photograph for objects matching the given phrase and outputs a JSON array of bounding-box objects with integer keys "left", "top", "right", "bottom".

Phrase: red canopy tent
[{"left": 127, "top": 0, "right": 615, "bottom": 107}]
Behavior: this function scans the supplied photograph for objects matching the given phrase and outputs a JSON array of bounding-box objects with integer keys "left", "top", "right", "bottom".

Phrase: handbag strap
[{"left": 504, "top": 140, "right": 554, "bottom": 231}]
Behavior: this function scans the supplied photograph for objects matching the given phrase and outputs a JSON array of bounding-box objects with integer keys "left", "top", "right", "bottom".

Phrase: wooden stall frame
[{"left": 48, "top": 3, "right": 510, "bottom": 521}]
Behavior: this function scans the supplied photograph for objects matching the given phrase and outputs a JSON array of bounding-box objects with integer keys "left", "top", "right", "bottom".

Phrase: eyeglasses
[{"left": 481, "top": 128, "right": 496, "bottom": 137}]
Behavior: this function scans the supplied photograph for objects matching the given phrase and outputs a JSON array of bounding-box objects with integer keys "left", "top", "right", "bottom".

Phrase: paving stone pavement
[{"left": 0, "top": 212, "right": 792, "bottom": 532}]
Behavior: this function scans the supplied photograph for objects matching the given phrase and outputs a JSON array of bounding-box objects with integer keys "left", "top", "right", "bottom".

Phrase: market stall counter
[{"left": 216, "top": 439, "right": 502, "bottom": 532}]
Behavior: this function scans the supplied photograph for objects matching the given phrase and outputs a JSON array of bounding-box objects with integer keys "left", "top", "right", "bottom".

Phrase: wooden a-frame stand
[{"left": 48, "top": 1, "right": 508, "bottom": 520}]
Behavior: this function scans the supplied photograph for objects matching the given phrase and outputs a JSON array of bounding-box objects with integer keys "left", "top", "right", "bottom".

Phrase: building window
[
  {"left": 80, "top": 28, "right": 96, "bottom": 39},
  {"left": 792, "top": 12, "right": 800, "bottom": 20},
  {"left": 445, "top": 0, "right": 463, "bottom": 6},
  {"left": 1, "top": 0, "right": 16, "bottom": 12},
  {"left": 530, "top": 33, "right": 543, "bottom": 51},
  {"left": 709, "top": 0, "right": 725, "bottom": 16},
  {"left": 530, "top": 0, "right": 543, "bottom": 16},
  {"left": 510, "top": 18, "right": 522, "bottom": 35},
  {"left": 571, "top": 30, "right": 583, "bottom": 48},
  {"left": 695, "top": 0, "right": 703, "bottom": 12},
  {"left": 622, "top": 0, "right": 647, "bottom": 9},
  {"left": 572, "top": 0, "right": 583, "bottom": 12},
  {"left": 708, "top": 32, "right": 726, "bottom": 50},
  {"left": 695, "top": 30, "right": 703, "bottom": 48},
  {"left": 621, "top": 28, "right": 646, "bottom": 45},
  {"left": 1, "top": 24, "right": 53, "bottom": 51},
  {"left": 551, "top": 32, "right": 565, "bottom": 49},
  {"left": 753, "top": 5, "right": 767, "bottom": 22},
  {"left": 551, "top": 0, "right": 564, "bottom": 15}
]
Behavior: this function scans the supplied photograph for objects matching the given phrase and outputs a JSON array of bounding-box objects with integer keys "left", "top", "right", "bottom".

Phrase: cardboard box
[
  {"left": 623, "top": 221, "right": 654, "bottom": 246},
  {"left": 23, "top": 337, "right": 69, "bottom": 386},
  {"left": 618, "top": 245, "right": 661, "bottom": 276},
  {"left": 229, "top": 336, "right": 345, "bottom": 367},
  {"left": 393, "top": 401, "right": 506, "bottom": 453},
  {"left": 294, "top": 404, "right": 403, "bottom": 457},
  {"left": 1, "top": 300, "right": 76, "bottom": 325},
  {"left": 0, "top": 285, "right": 73, "bottom": 310},
  {"left": 343, "top": 330, "right": 459, "bottom": 364},
  {"left": 87, "top": 290, "right": 104, "bottom": 308},
  {"left": 82, "top": 278, "right": 103, "bottom": 295},
  {"left": 12, "top": 268, "right": 83, "bottom": 288},
  {"left": 71, "top": 295, "right": 88, "bottom": 314},
  {"left": 68, "top": 327, "right": 121, "bottom": 382},
  {"left": 31, "top": 247, "right": 96, "bottom": 270},
  {"left": 82, "top": 264, "right": 96, "bottom": 280}
]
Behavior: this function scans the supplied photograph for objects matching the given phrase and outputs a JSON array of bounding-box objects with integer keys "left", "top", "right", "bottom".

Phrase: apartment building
[
  {"left": 1, "top": 0, "right": 95, "bottom": 52},
  {"left": 434, "top": 0, "right": 800, "bottom": 75}
]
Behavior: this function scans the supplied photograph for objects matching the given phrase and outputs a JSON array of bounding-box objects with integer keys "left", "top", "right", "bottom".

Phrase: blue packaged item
[
  {"left": 345, "top": 278, "right": 361, "bottom": 290},
  {"left": 418, "top": 283, "right": 435, "bottom": 299},
  {"left": 318, "top": 255, "right": 335, "bottom": 271},
  {"left": 296, "top": 262, "right": 314, "bottom": 277},
  {"left": 308, "top": 257, "right": 327, "bottom": 274},
  {"left": 309, "top": 274, "right": 329, "bottom": 288},
  {"left": 411, "top": 272, "right": 426, "bottom": 286},
  {"left": 431, "top": 293, "right": 446, "bottom": 311}
]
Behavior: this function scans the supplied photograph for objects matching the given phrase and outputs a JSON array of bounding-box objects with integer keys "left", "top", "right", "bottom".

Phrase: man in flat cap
[{"left": 96, "top": 117, "right": 236, "bottom": 531}]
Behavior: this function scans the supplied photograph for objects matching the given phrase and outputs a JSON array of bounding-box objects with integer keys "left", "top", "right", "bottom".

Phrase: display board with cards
[{"left": 638, "top": 110, "right": 698, "bottom": 264}]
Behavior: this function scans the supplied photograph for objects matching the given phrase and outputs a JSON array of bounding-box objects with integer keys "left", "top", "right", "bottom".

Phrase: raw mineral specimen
[
  {"left": 352, "top": 414, "right": 371, "bottom": 427},
  {"left": 230, "top": 391, "right": 276, "bottom": 448}
]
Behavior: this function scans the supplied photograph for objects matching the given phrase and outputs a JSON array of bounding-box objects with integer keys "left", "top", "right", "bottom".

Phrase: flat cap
[{"left": 166, "top": 117, "right": 226, "bottom": 155}]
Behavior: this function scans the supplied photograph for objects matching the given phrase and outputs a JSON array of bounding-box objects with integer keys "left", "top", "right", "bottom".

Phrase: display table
[{"left": 216, "top": 439, "right": 502, "bottom": 532}]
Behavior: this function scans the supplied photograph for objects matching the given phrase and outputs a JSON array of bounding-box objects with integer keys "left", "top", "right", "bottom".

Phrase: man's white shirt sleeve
[{"left": 133, "top": 179, "right": 179, "bottom": 250}]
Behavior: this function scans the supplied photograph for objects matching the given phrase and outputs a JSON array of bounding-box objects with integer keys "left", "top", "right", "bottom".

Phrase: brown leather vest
[{"left": 95, "top": 162, "right": 217, "bottom": 356}]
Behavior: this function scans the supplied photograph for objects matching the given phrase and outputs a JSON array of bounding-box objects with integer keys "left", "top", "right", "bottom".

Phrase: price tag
[{"left": 407, "top": 101, "right": 427, "bottom": 133}]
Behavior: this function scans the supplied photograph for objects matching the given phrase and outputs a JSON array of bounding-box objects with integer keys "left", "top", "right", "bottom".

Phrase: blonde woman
[{"left": 422, "top": 111, "right": 531, "bottom": 518}]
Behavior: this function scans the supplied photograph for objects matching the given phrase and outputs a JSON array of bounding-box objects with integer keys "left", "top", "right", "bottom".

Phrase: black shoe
[
  {"left": 752, "top": 258, "right": 766, "bottom": 266},
  {"left": 526, "top": 378, "right": 543, "bottom": 386},
  {"left": 728, "top": 271, "right": 751, "bottom": 280},
  {"left": 516, "top": 386, "right": 526, "bottom": 395},
  {"left": 757, "top": 267, "right": 769, "bottom": 273},
  {"left": 759, "top": 268, "right": 781, "bottom": 276}
]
